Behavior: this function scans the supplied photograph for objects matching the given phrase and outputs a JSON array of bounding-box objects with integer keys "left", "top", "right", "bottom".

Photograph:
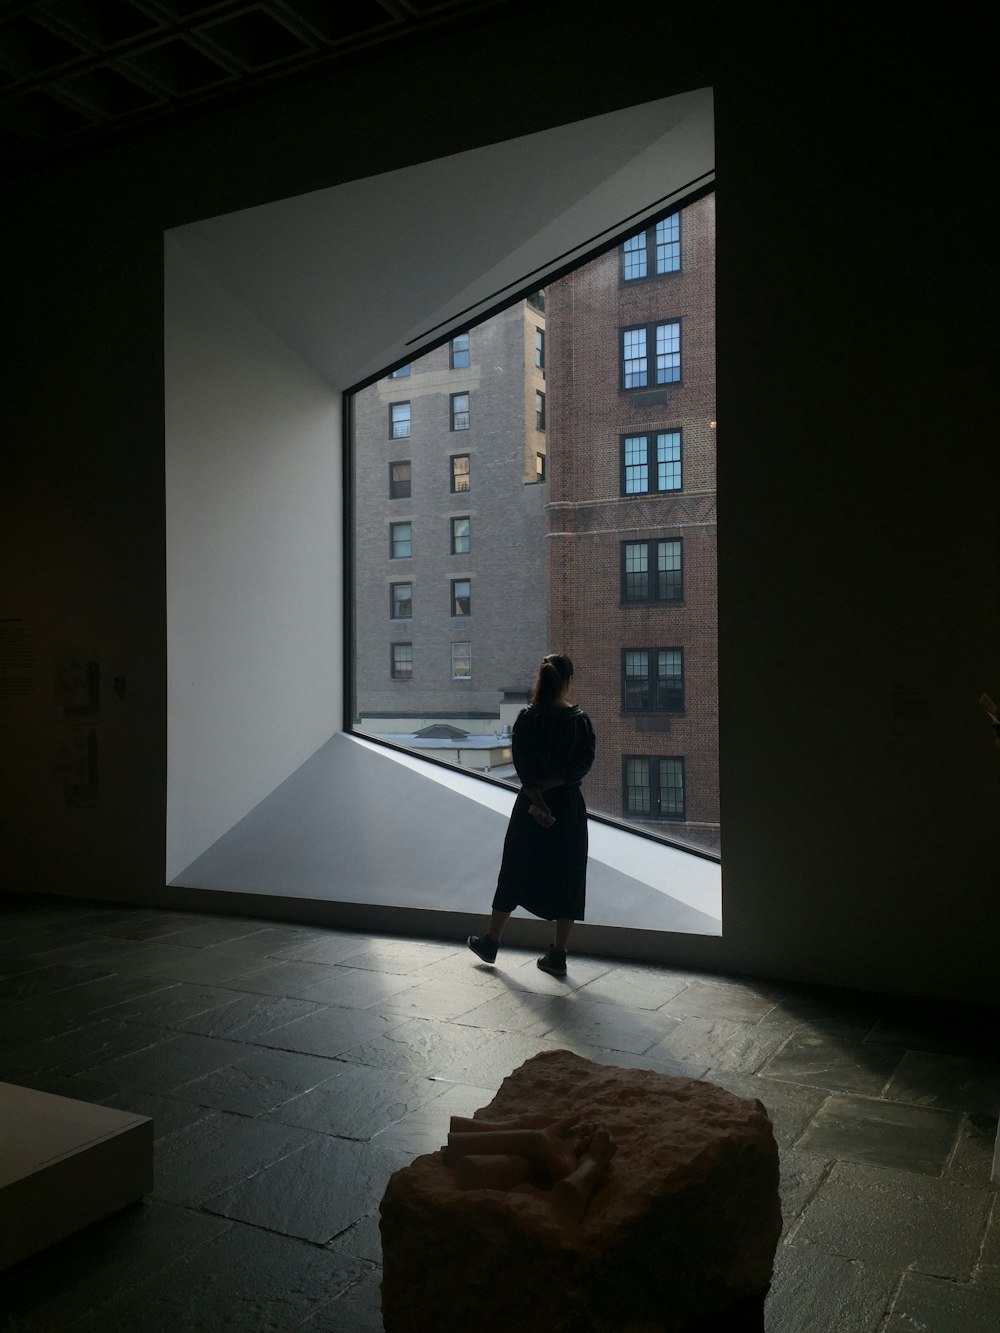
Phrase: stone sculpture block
[{"left": 380, "top": 1049, "right": 781, "bottom": 1332}]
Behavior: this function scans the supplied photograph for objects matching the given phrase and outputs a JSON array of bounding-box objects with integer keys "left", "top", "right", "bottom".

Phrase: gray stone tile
[
  {"left": 763, "top": 1244, "right": 897, "bottom": 1333},
  {"left": 69, "top": 1220, "right": 364, "bottom": 1333},
  {"left": 645, "top": 1014, "right": 788, "bottom": 1074},
  {"left": 0, "top": 960, "right": 114, "bottom": 999},
  {"left": 175, "top": 992, "right": 325, "bottom": 1041},
  {"left": 790, "top": 1160, "right": 990, "bottom": 1278},
  {"left": 945, "top": 1115, "right": 999, "bottom": 1186},
  {"left": 103, "top": 981, "right": 244, "bottom": 1028},
  {"left": 884, "top": 1273, "right": 1000, "bottom": 1332},
  {"left": 378, "top": 975, "right": 506, "bottom": 1021},
  {"left": 293, "top": 968, "right": 423, "bottom": 1009},
  {"left": 0, "top": 1199, "right": 231, "bottom": 1332},
  {"left": 369, "top": 1080, "right": 495, "bottom": 1156},
  {"left": 150, "top": 919, "right": 273, "bottom": 949},
  {"left": 567, "top": 1046, "right": 710, "bottom": 1079},
  {"left": 661, "top": 977, "right": 784, "bottom": 1023},
  {"left": 760, "top": 1031, "right": 904, "bottom": 1095},
  {"left": 212, "top": 958, "right": 352, "bottom": 998},
  {"left": 334, "top": 940, "right": 461, "bottom": 974},
  {"left": 328, "top": 1212, "right": 382, "bottom": 1265},
  {"left": 272, "top": 931, "right": 377, "bottom": 965},
  {"left": 700, "top": 1070, "right": 827, "bottom": 1150},
  {"left": 978, "top": 1194, "right": 1000, "bottom": 1288},
  {"left": 884, "top": 1049, "right": 1000, "bottom": 1116},
  {"left": 403, "top": 948, "right": 535, "bottom": 989},
  {"left": 101, "top": 941, "right": 212, "bottom": 978},
  {"left": 533, "top": 992, "right": 680, "bottom": 1054},
  {"left": 170, "top": 1046, "right": 343, "bottom": 1116},
  {"left": 0, "top": 1006, "right": 85, "bottom": 1055},
  {"left": 80, "top": 1031, "right": 249, "bottom": 1093},
  {"left": 866, "top": 999, "right": 997, "bottom": 1061},
  {"left": 452, "top": 987, "right": 567, "bottom": 1035},
  {"left": 267, "top": 1060, "right": 446, "bottom": 1140},
  {"left": 777, "top": 1148, "right": 831, "bottom": 1236},
  {"left": 88, "top": 911, "right": 203, "bottom": 941},
  {"left": 301, "top": 1269, "right": 383, "bottom": 1332},
  {"left": 41, "top": 972, "right": 175, "bottom": 1018},
  {"left": 429, "top": 1030, "right": 562, "bottom": 1090},
  {"left": 3, "top": 1016, "right": 164, "bottom": 1073},
  {"left": 130, "top": 947, "right": 283, "bottom": 986},
  {"left": 257, "top": 1005, "right": 405, "bottom": 1058},
  {"left": 339, "top": 1015, "right": 498, "bottom": 1078},
  {"left": 0, "top": 1067, "right": 119, "bottom": 1101},
  {"left": 204, "top": 1135, "right": 409, "bottom": 1244},
  {"left": 98, "top": 1088, "right": 215, "bottom": 1140},
  {"left": 24, "top": 934, "right": 168, "bottom": 969},
  {"left": 572, "top": 962, "right": 691, "bottom": 1010},
  {"left": 153, "top": 1109, "right": 316, "bottom": 1206},
  {"left": 501, "top": 953, "right": 616, "bottom": 995},
  {"left": 796, "top": 1092, "right": 962, "bottom": 1175}
]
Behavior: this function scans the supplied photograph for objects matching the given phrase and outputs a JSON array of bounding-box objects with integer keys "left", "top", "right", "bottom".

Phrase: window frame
[
  {"left": 450, "top": 453, "right": 471, "bottom": 493},
  {"left": 620, "top": 213, "right": 682, "bottom": 282},
  {"left": 622, "top": 755, "right": 686, "bottom": 821},
  {"left": 388, "top": 459, "right": 411, "bottom": 499},
  {"left": 535, "top": 390, "right": 545, "bottom": 431},
  {"left": 450, "top": 577, "right": 471, "bottom": 617},
  {"left": 619, "top": 429, "right": 682, "bottom": 497},
  {"left": 534, "top": 327, "right": 545, "bottom": 369},
  {"left": 450, "top": 333, "right": 471, "bottom": 369},
  {"left": 620, "top": 321, "right": 681, "bottom": 391},
  {"left": 620, "top": 537, "right": 683, "bottom": 605},
  {"left": 389, "top": 582, "right": 412, "bottom": 620},
  {"left": 450, "top": 515, "right": 471, "bottom": 555},
  {"left": 621, "top": 646, "right": 685, "bottom": 714},
  {"left": 451, "top": 640, "right": 472, "bottom": 680},
  {"left": 389, "top": 401, "right": 411, "bottom": 439},
  {"left": 391, "top": 641, "right": 413, "bottom": 680},
  {"left": 389, "top": 520, "right": 412, "bottom": 559},
  {"left": 450, "top": 391, "right": 470, "bottom": 431}
]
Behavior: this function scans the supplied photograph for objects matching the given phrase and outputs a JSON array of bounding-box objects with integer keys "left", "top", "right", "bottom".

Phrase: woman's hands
[{"left": 523, "top": 787, "right": 556, "bottom": 827}]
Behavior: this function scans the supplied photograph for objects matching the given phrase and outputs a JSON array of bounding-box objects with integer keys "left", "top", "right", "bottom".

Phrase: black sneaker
[
  {"left": 468, "top": 934, "right": 498, "bottom": 964},
  {"left": 537, "top": 946, "right": 567, "bottom": 977}
]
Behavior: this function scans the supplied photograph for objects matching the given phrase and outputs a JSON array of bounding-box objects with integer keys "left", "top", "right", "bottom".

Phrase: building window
[
  {"left": 621, "top": 430, "right": 682, "bottom": 495},
  {"left": 389, "top": 460, "right": 411, "bottom": 499},
  {"left": 451, "top": 578, "right": 471, "bottom": 617},
  {"left": 535, "top": 390, "right": 545, "bottom": 431},
  {"left": 621, "top": 322, "right": 681, "bottom": 389},
  {"left": 450, "top": 454, "right": 470, "bottom": 492},
  {"left": 451, "top": 516, "right": 470, "bottom": 554},
  {"left": 391, "top": 642, "right": 413, "bottom": 680},
  {"left": 534, "top": 328, "right": 545, "bottom": 369},
  {"left": 622, "top": 648, "right": 684, "bottom": 712},
  {"left": 450, "top": 392, "right": 470, "bottom": 431},
  {"left": 621, "top": 539, "right": 683, "bottom": 604},
  {"left": 390, "top": 402, "right": 411, "bottom": 438},
  {"left": 450, "top": 333, "right": 471, "bottom": 369},
  {"left": 390, "top": 583, "right": 412, "bottom": 619},
  {"left": 622, "top": 214, "right": 681, "bottom": 281},
  {"left": 623, "top": 756, "right": 685, "bottom": 820},
  {"left": 390, "top": 522, "right": 412, "bottom": 559},
  {"left": 535, "top": 452, "right": 546, "bottom": 481},
  {"left": 390, "top": 364, "right": 411, "bottom": 378},
  {"left": 451, "top": 641, "right": 472, "bottom": 679}
]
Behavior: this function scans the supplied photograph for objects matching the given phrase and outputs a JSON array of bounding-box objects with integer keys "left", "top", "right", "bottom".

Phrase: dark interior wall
[{"left": 2, "top": 4, "right": 997, "bottom": 1001}]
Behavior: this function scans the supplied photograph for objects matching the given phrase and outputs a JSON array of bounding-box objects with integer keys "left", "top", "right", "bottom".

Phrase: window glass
[
  {"left": 451, "top": 334, "right": 471, "bottom": 369},
  {"left": 451, "top": 455, "right": 470, "bottom": 492},
  {"left": 390, "top": 401, "right": 411, "bottom": 438},
  {"left": 451, "top": 641, "right": 472, "bottom": 679},
  {"left": 390, "top": 522, "right": 412, "bottom": 558},
  {"left": 451, "top": 516, "right": 470, "bottom": 554}
]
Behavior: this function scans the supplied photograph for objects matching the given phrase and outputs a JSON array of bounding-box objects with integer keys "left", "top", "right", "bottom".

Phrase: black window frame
[
  {"left": 450, "top": 392, "right": 470, "bottom": 431},
  {"left": 534, "top": 327, "right": 545, "bottom": 369},
  {"left": 389, "top": 582, "right": 412, "bottom": 620},
  {"left": 388, "top": 459, "right": 411, "bottom": 499},
  {"left": 621, "top": 646, "right": 684, "bottom": 714},
  {"left": 622, "top": 755, "right": 686, "bottom": 821},
  {"left": 450, "top": 333, "right": 471, "bottom": 369},
  {"left": 391, "top": 641, "right": 413, "bottom": 680},
  {"left": 619, "top": 429, "right": 683, "bottom": 497},
  {"left": 450, "top": 515, "right": 471, "bottom": 554},
  {"left": 535, "top": 451, "right": 546, "bottom": 481},
  {"left": 620, "top": 320, "right": 682, "bottom": 391},
  {"left": 450, "top": 577, "right": 471, "bottom": 617},
  {"left": 620, "top": 213, "right": 682, "bottom": 283},
  {"left": 389, "top": 521, "right": 412, "bottom": 559},
  {"left": 535, "top": 390, "right": 545, "bottom": 431},
  {"left": 450, "top": 453, "right": 471, "bottom": 493},
  {"left": 620, "top": 537, "right": 683, "bottom": 605},
  {"left": 389, "top": 400, "right": 411, "bottom": 439}
]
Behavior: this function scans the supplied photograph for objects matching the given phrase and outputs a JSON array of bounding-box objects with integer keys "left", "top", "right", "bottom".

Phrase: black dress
[{"left": 492, "top": 704, "right": 596, "bottom": 922}]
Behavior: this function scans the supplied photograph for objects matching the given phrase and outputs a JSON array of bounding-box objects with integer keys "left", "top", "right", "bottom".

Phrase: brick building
[
  {"left": 545, "top": 194, "right": 719, "bottom": 851},
  {"left": 352, "top": 299, "right": 549, "bottom": 762}
]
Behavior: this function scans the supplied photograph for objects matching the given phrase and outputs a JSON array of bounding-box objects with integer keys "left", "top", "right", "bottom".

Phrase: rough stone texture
[{"left": 380, "top": 1049, "right": 781, "bottom": 1332}]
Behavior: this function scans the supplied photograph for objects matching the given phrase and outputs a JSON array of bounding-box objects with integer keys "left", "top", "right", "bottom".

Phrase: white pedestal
[{"left": 0, "top": 1081, "right": 153, "bottom": 1271}]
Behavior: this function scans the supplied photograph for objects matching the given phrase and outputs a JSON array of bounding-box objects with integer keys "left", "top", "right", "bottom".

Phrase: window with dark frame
[
  {"left": 391, "top": 642, "right": 413, "bottom": 680},
  {"left": 451, "top": 578, "right": 471, "bottom": 616},
  {"left": 390, "top": 401, "right": 411, "bottom": 438},
  {"left": 621, "top": 214, "right": 681, "bottom": 281},
  {"left": 621, "top": 430, "right": 682, "bottom": 496},
  {"left": 535, "top": 390, "right": 545, "bottom": 431},
  {"left": 389, "top": 364, "right": 411, "bottom": 378},
  {"left": 623, "top": 755, "right": 685, "bottom": 820},
  {"left": 536, "top": 452, "right": 546, "bottom": 481},
  {"left": 389, "top": 460, "right": 411, "bottom": 499},
  {"left": 621, "top": 321, "right": 681, "bottom": 389},
  {"left": 450, "top": 454, "right": 470, "bottom": 493},
  {"left": 450, "top": 333, "right": 471, "bottom": 369},
  {"left": 450, "top": 392, "right": 470, "bottom": 431},
  {"left": 390, "top": 582, "right": 412, "bottom": 619},
  {"left": 451, "top": 515, "right": 470, "bottom": 554},
  {"left": 451, "top": 641, "right": 472, "bottom": 679},
  {"left": 622, "top": 647, "right": 684, "bottom": 713},
  {"left": 621, "top": 538, "right": 682, "bottom": 604},
  {"left": 390, "top": 521, "right": 412, "bottom": 559},
  {"left": 534, "top": 328, "right": 545, "bottom": 369}
]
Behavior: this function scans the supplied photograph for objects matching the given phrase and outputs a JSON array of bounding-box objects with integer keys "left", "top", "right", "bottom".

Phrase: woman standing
[{"left": 468, "top": 653, "right": 596, "bottom": 976}]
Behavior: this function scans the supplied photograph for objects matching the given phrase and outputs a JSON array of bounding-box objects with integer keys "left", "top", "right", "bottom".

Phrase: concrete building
[
  {"left": 352, "top": 300, "right": 548, "bottom": 759},
  {"left": 546, "top": 196, "right": 718, "bottom": 851}
]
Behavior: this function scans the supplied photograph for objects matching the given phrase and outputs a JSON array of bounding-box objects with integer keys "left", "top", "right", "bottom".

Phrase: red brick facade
[{"left": 545, "top": 195, "right": 719, "bottom": 852}]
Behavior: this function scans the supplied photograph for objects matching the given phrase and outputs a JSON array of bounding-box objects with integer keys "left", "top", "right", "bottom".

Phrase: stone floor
[{"left": 0, "top": 894, "right": 997, "bottom": 1332}]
